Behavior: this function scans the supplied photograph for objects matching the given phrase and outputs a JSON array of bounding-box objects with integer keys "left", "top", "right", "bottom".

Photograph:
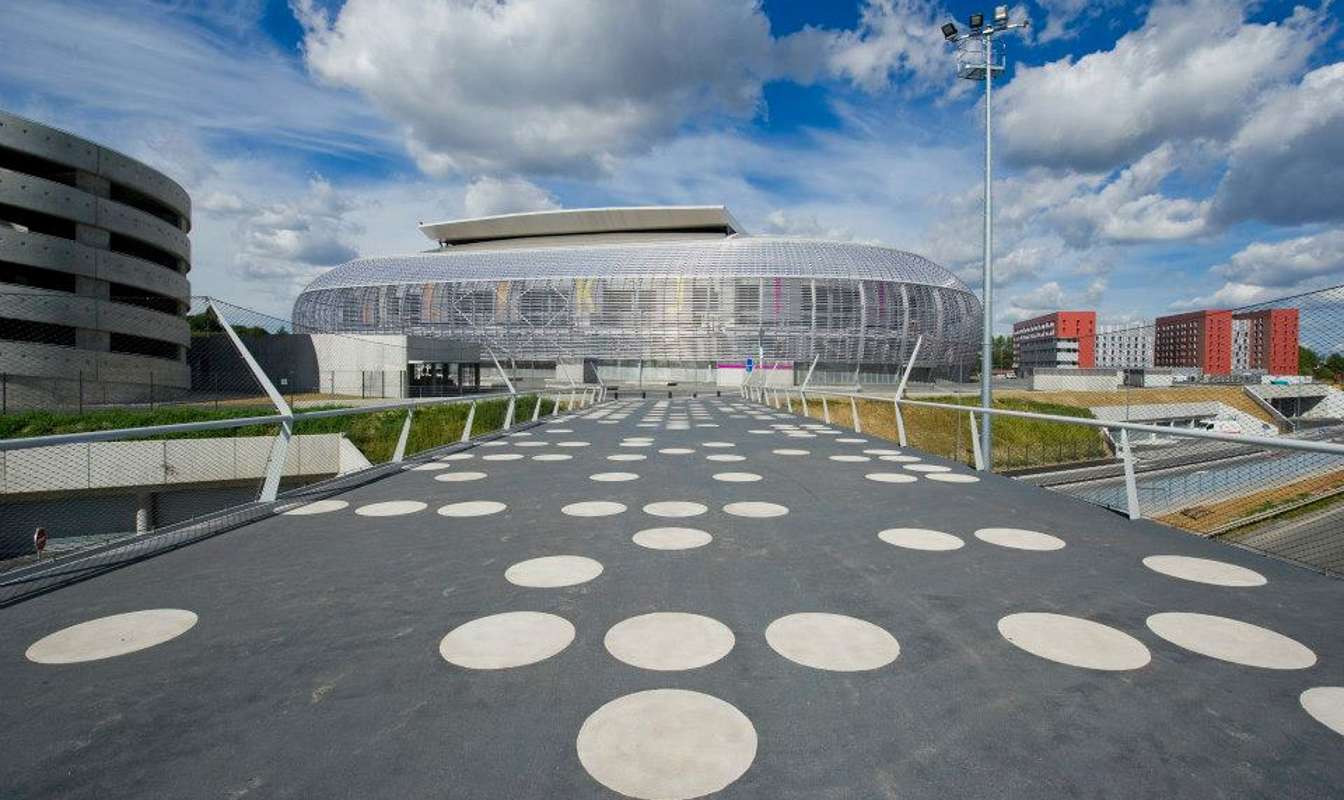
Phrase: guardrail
[{"left": 742, "top": 382, "right": 1344, "bottom": 575}]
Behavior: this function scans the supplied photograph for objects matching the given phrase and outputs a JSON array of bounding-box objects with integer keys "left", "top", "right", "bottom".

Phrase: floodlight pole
[{"left": 947, "top": 12, "right": 1029, "bottom": 471}]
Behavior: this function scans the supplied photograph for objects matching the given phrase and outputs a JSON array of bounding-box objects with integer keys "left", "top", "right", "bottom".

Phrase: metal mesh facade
[{"left": 293, "top": 236, "right": 980, "bottom": 370}]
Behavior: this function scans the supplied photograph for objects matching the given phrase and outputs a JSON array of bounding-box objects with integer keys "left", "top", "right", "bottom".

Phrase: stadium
[{"left": 292, "top": 206, "right": 979, "bottom": 387}]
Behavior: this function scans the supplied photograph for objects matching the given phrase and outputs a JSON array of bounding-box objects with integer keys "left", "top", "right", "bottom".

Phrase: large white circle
[
  {"left": 975, "top": 527, "right": 1066, "bottom": 551},
  {"left": 532, "top": 453, "right": 572, "bottom": 462},
  {"left": 879, "top": 528, "right": 964, "bottom": 551},
  {"left": 723, "top": 501, "right": 788, "bottom": 518},
  {"left": 409, "top": 462, "right": 453, "bottom": 471},
  {"left": 659, "top": 447, "right": 695, "bottom": 455},
  {"left": 765, "top": 612, "right": 899, "bottom": 671},
  {"left": 505, "top": 555, "right": 604, "bottom": 588},
  {"left": 1146, "top": 612, "right": 1317, "bottom": 669},
  {"left": 546, "top": 428, "right": 573, "bottom": 433},
  {"left": 26, "top": 610, "right": 198, "bottom": 664},
  {"left": 576, "top": 689, "right": 757, "bottom": 800},
  {"left": 604, "top": 613, "right": 735, "bottom": 671},
  {"left": 865, "top": 472, "right": 918, "bottom": 484},
  {"left": 439, "top": 611, "right": 574, "bottom": 669},
  {"left": 590, "top": 472, "right": 640, "bottom": 482},
  {"left": 828, "top": 455, "right": 870, "bottom": 463},
  {"left": 926, "top": 473, "right": 980, "bottom": 484},
  {"left": 772, "top": 448, "right": 809, "bottom": 456},
  {"left": 864, "top": 449, "right": 900, "bottom": 456},
  {"left": 514, "top": 441, "right": 547, "bottom": 448},
  {"left": 439, "top": 452, "right": 474, "bottom": 461},
  {"left": 355, "top": 500, "right": 427, "bottom": 517},
  {"left": 706, "top": 454, "right": 746, "bottom": 462},
  {"left": 633, "top": 527, "right": 713, "bottom": 550},
  {"left": 482, "top": 453, "right": 524, "bottom": 461},
  {"left": 1301, "top": 687, "right": 1344, "bottom": 737},
  {"left": 837, "top": 438, "right": 868, "bottom": 444},
  {"left": 703, "top": 442, "right": 735, "bottom": 448},
  {"left": 904, "top": 464, "right": 951, "bottom": 473},
  {"left": 435, "top": 471, "right": 487, "bottom": 482},
  {"left": 620, "top": 441, "right": 652, "bottom": 447},
  {"left": 563, "top": 501, "right": 628, "bottom": 517},
  {"left": 438, "top": 500, "right": 507, "bottom": 517},
  {"left": 557, "top": 441, "right": 591, "bottom": 448},
  {"left": 713, "top": 472, "right": 762, "bottom": 483},
  {"left": 643, "top": 501, "right": 708, "bottom": 518},
  {"left": 279, "top": 499, "right": 348, "bottom": 515},
  {"left": 880, "top": 455, "right": 921, "bottom": 463},
  {"left": 1141, "top": 555, "right": 1267, "bottom": 587},
  {"left": 607, "top": 453, "right": 647, "bottom": 462},
  {"left": 998, "top": 613, "right": 1151, "bottom": 671}
]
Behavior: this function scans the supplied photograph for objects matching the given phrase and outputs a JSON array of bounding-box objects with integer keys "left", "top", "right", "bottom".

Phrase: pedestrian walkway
[{"left": 2, "top": 397, "right": 1342, "bottom": 799}]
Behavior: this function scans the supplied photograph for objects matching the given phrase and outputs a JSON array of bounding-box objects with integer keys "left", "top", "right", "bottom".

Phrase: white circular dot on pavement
[
  {"left": 1141, "top": 555, "right": 1267, "bottom": 587},
  {"left": 633, "top": 527, "right": 713, "bottom": 550},
  {"left": 974, "top": 527, "right": 1066, "bottom": 551},
  {"left": 438, "top": 452, "right": 474, "bottom": 461},
  {"left": 828, "top": 455, "right": 870, "bottom": 462},
  {"left": 643, "top": 501, "right": 708, "bottom": 518},
  {"left": 1146, "top": 612, "right": 1317, "bottom": 669},
  {"left": 837, "top": 438, "right": 868, "bottom": 444},
  {"left": 1301, "top": 687, "right": 1344, "bottom": 737},
  {"left": 26, "top": 610, "right": 198, "bottom": 664},
  {"left": 576, "top": 689, "right": 757, "bottom": 800},
  {"left": 998, "top": 613, "right": 1151, "bottom": 671},
  {"left": 748, "top": 429, "right": 773, "bottom": 434},
  {"left": 723, "top": 501, "right": 788, "bottom": 518},
  {"left": 509, "top": 432, "right": 532, "bottom": 437},
  {"left": 514, "top": 441, "right": 547, "bottom": 448},
  {"left": 865, "top": 472, "right": 918, "bottom": 484},
  {"left": 703, "top": 442, "right": 735, "bottom": 448},
  {"left": 435, "top": 471, "right": 488, "bottom": 482},
  {"left": 480, "top": 441, "right": 508, "bottom": 448},
  {"left": 604, "top": 612, "right": 735, "bottom": 671},
  {"left": 786, "top": 432, "right": 817, "bottom": 438},
  {"left": 765, "top": 612, "right": 899, "bottom": 671},
  {"left": 279, "top": 499, "right": 349, "bottom": 515},
  {"left": 439, "top": 611, "right": 574, "bottom": 669},
  {"left": 483, "top": 453, "right": 525, "bottom": 461},
  {"left": 409, "top": 462, "right": 453, "bottom": 471},
  {"left": 880, "top": 455, "right": 921, "bottom": 463},
  {"left": 591, "top": 472, "right": 640, "bottom": 482},
  {"left": 624, "top": 437, "right": 654, "bottom": 443},
  {"left": 706, "top": 454, "right": 746, "bottom": 462},
  {"left": 864, "top": 449, "right": 900, "bottom": 455},
  {"left": 659, "top": 448, "right": 695, "bottom": 455},
  {"left": 879, "top": 528, "right": 964, "bottom": 551},
  {"left": 546, "top": 428, "right": 573, "bottom": 434},
  {"left": 773, "top": 448, "right": 809, "bottom": 455},
  {"left": 532, "top": 453, "right": 573, "bottom": 462},
  {"left": 904, "top": 464, "right": 951, "bottom": 473},
  {"left": 608, "top": 453, "right": 647, "bottom": 462},
  {"left": 563, "top": 501, "right": 628, "bottom": 517},
  {"left": 558, "top": 441, "right": 591, "bottom": 448},
  {"left": 505, "top": 555, "right": 604, "bottom": 588},
  {"left": 926, "top": 473, "right": 980, "bottom": 484},
  {"left": 620, "top": 441, "right": 652, "bottom": 447},
  {"left": 438, "top": 500, "right": 507, "bottom": 517},
  {"left": 713, "top": 472, "right": 762, "bottom": 482},
  {"left": 356, "top": 500, "right": 427, "bottom": 517}
]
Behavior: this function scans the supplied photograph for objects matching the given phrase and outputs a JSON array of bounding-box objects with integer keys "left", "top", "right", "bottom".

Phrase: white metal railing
[{"left": 741, "top": 382, "right": 1344, "bottom": 522}]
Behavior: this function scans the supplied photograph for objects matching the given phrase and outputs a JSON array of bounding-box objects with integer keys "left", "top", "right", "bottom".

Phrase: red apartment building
[
  {"left": 1234, "top": 308, "right": 1299, "bottom": 375},
  {"left": 1155, "top": 310, "right": 1233, "bottom": 374},
  {"left": 1011, "top": 311, "right": 1096, "bottom": 373}
]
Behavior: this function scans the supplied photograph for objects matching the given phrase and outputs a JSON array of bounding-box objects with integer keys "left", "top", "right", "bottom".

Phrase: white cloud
[
  {"left": 1212, "top": 229, "right": 1344, "bottom": 288},
  {"left": 1211, "top": 62, "right": 1344, "bottom": 226},
  {"left": 1034, "top": 0, "right": 1121, "bottom": 43},
  {"left": 1171, "top": 282, "right": 1277, "bottom": 309},
  {"left": 813, "top": 0, "right": 952, "bottom": 94},
  {"left": 759, "top": 209, "right": 862, "bottom": 241},
  {"left": 997, "top": 0, "right": 1324, "bottom": 172},
  {"left": 462, "top": 177, "right": 560, "bottom": 218}
]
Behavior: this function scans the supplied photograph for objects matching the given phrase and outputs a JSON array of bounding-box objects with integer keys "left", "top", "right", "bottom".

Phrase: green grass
[{"left": 0, "top": 395, "right": 559, "bottom": 465}]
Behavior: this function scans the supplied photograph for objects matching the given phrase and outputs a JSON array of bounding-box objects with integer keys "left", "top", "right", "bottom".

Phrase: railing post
[
  {"left": 822, "top": 395, "right": 830, "bottom": 424},
  {"left": 567, "top": 389, "right": 576, "bottom": 410},
  {"left": 1119, "top": 428, "right": 1141, "bottom": 520},
  {"left": 461, "top": 401, "right": 476, "bottom": 442},
  {"left": 850, "top": 395, "right": 862, "bottom": 433},
  {"left": 552, "top": 393, "right": 562, "bottom": 415},
  {"left": 393, "top": 408, "right": 414, "bottom": 463},
  {"left": 969, "top": 411, "right": 985, "bottom": 471},
  {"left": 893, "top": 396, "right": 907, "bottom": 447},
  {"left": 531, "top": 394, "right": 541, "bottom": 421},
  {"left": 785, "top": 392, "right": 793, "bottom": 413},
  {"left": 503, "top": 395, "right": 516, "bottom": 430}
]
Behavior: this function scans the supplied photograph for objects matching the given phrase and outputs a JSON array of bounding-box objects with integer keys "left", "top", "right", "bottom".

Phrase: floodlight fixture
[
  {"left": 942, "top": 22, "right": 959, "bottom": 40},
  {"left": 969, "top": 12, "right": 984, "bottom": 29},
  {"left": 994, "top": 5, "right": 1009, "bottom": 27}
]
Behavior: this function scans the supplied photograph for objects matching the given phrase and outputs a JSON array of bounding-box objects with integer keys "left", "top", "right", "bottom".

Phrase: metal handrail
[{"left": 0, "top": 390, "right": 536, "bottom": 453}]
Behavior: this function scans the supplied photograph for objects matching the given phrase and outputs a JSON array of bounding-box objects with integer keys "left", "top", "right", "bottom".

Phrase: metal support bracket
[
  {"left": 531, "top": 394, "right": 542, "bottom": 421},
  {"left": 392, "top": 407, "right": 414, "bottom": 463},
  {"left": 461, "top": 401, "right": 476, "bottom": 442},
  {"left": 969, "top": 411, "right": 985, "bottom": 471},
  {"left": 1119, "top": 428, "right": 1141, "bottom": 520},
  {"left": 850, "top": 395, "right": 862, "bottom": 434},
  {"left": 822, "top": 395, "right": 831, "bottom": 424},
  {"left": 503, "top": 396, "right": 516, "bottom": 430},
  {"left": 894, "top": 397, "right": 907, "bottom": 447}
]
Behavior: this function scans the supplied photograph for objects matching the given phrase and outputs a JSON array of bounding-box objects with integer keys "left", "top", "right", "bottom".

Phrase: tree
[
  {"left": 992, "top": 335, "right": 1014, "bottom": 370},
  {"left": 1325, "top": 352, "right": 1344, "bottom": 379},
  {"left": 1299, "top": 346, "right": 1319, "bottom": 376}
]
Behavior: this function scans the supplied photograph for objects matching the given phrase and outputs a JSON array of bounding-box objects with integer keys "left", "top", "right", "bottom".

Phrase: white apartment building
[{"left": 1095, "top": 324, "right": 1154, "bottom": 369}]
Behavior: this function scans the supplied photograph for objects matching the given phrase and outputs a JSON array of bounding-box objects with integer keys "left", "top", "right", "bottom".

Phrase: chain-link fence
[{"left": 0, "top": 293, "right": 600, "bottom": 605}]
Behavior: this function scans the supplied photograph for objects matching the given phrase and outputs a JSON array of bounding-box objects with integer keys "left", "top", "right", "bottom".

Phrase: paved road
[{"left": 1, "top": 398, "right": 1342, "bottom": 799}]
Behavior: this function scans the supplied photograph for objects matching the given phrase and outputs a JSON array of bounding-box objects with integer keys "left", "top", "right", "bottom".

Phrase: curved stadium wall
[
  {"left": 0, "top": 110, "right": 192, "bottom": 408},
  {"left": 293, "top": 236, "right": 979, "bottom": 383}
]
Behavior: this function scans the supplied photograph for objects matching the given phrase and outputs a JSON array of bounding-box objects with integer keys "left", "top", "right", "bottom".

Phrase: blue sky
[{"left": 2, "top": 0, "right": 1343, "bottom": 327}]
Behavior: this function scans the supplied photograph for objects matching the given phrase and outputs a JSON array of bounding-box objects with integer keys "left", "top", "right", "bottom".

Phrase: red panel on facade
[{"left": 1155, "top": 309, "right": 1232, "bottom": 374}]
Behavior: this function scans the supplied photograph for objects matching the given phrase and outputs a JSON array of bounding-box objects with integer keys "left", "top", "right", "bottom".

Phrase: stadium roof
[{"left": 418, "top": 205, "right": 743, "bottom": 245}]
